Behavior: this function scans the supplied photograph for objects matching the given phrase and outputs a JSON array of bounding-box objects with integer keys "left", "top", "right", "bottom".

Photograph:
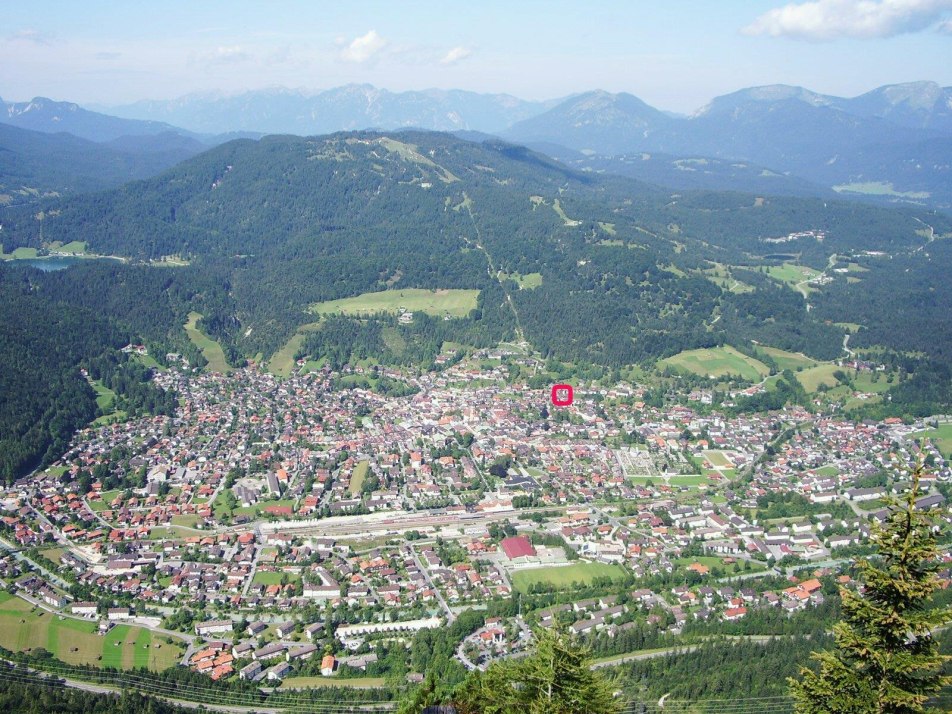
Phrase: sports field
[
  {"left": 660, "top": 346, "right": 769, "bottom": 381},
  {"left": 310, "top": 288, "right": 479, "bottom": 318},
  {"left": 0, "top": 593, "right": 182, "bottom": 670},
  {"left": 702, "top": 450, "right": 734, "bottom": 468},
  {"left": 912, "top": 423, "right": 952, "bottom": 455},
  {"left": 511, "top": 563, "right": 627, "bottom": 593}
]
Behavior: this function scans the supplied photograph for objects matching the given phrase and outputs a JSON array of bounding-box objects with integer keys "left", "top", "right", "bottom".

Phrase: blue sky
[{"left": 1, "top": 1, "right": 951, "bottom": 112}]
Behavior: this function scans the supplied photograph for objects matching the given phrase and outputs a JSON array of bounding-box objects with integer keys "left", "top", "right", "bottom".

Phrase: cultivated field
[
  {"left": 511, "top": 562, "right": 627, "bottom": 593},
  {"left": 0, "top": 593, "right": 182, "bottom": 670},
  {"left": 754, "top": 346, "right": 817, "bottom": 371},
  {"left": 660, "top": 346, "right": 769, "bottom": 381},
  {"left": 185, "top": 312, "right": 232, "bottom": 373},
  {"left": 310, "top": 288, "right": 479, "bottom": 318}
]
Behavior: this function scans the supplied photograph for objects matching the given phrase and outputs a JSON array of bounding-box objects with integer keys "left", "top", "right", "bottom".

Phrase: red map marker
[{"left": 551, "top": 384, "right": 574, "bottom": 407}]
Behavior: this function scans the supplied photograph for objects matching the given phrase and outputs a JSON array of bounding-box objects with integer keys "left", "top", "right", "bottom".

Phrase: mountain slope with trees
[{"left": 3, "top": 130, "right": 947, "bottom": 368}]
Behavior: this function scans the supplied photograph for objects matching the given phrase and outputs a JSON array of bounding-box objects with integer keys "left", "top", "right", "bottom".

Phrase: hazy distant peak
[
  {"left": 693, "top": 85, "right": 836, "bottom": 117},
  {"left": 859, "top": 81, "right": 944, "bottom": 108}
]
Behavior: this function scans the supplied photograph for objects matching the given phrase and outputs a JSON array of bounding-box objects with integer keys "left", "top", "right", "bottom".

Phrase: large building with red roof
[{"left": 500, "top": 535, "right": 536, "bottom": 561}]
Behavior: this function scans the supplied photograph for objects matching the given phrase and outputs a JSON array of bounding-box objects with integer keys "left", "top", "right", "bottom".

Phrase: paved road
[
  {"left": 82, "top": 497, "right": 115, "bottom": 530},
  {"left": 0, "top": 660, "right": 288, "bottom": 714},
  {"left": 410, "top": 546, "right": 455, "bottom": 624},
  {"left": 590, "top": 634, "right": 779, "bottom": 670},
  {"left": 0, "top": 536, "right": 71, "bottom": 589}
]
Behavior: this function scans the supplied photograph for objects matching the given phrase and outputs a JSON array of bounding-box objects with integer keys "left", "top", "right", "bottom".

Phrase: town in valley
[{"left": 2, "top": 343, "right": 949, "bottom": 688}]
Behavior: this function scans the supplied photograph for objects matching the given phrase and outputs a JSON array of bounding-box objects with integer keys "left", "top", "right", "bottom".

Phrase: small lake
[{"left": 6, "top": 256, "right": 122, "bottom": 272}]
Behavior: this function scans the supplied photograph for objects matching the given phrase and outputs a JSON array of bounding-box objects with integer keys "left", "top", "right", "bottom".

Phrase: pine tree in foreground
[
  {"left": 451, "top": 626, "right": 620, "bottom": 714},
  {"left": 789, "top": 461, "right": 951, "bottom": 713}
]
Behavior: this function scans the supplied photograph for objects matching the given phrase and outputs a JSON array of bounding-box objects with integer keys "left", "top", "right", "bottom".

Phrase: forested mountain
[
  {"left": 0, "top": 124, "right": 208, "bottom": 204},
  {"left": 3, "top": 130, "right": 949, "bottom": 371},
  {"left": 498, "top": 90, "right": 673, "bottom": 155},
  {"left": 539, "top": 145, "right": 833, "bottom": 198}
]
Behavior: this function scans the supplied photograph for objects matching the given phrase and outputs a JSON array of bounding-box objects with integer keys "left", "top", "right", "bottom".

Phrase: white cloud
[
  {"left": 209, "top": 45, "right": 251, "bottom": 63},
  {"left": 439, "top": 46, "right": 473, "bottom": 66},
  {"left": 339, "top": 30, "right": 386, "bottom": 63},
  {"left": 743, "top": 0, "right": 952, "bottom": 40},
  {"left": 6, "top": 29, "right": 54, "bottom": 46}
]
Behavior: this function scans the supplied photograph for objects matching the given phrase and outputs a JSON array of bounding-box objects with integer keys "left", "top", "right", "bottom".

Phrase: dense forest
[
  {"left": 0, "top": 264, "right": 177, "bottom": 482},
  {"left": 0, "top": 675, "right": 187, "bottom": 714}
]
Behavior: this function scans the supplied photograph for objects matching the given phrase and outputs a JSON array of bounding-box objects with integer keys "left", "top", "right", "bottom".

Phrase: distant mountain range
[
  {"left": 0, "top": 123, "right": 211, "bottom": 204},
  {"left": 503, "top": 82, "right": 952, "bottom": 209},
  {"left": 3, "top": 81, "right": 952, "bottom": 210},
  {"left": 102, "top": 85, "right": 561, "bottom": 136}
]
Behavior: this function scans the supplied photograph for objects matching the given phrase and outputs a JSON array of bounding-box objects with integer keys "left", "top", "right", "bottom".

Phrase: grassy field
[
  {"left": 660, "top": 346, "right": 769, "bottom": 381},
  {"left": 511, "top": 563, "right": 627, "bottom": 593},
  {"left": 668, "top": 474, "right": 714, "bottom": 487},
  {"left": 280, "top": 676, "right": 387, "bottom": 689},
  {"left": 310, "top": 288, "right": 479, "bottom": 318},
  {"left": 184, "top": 312, "right": 232, "bottom": 373},
  {"left": 764, "top": 263, "right": 821, "bottom": 295},
  {"left": 755, "top": 346, "right": 817, "bottom": 371},
  {"left": 0, "top": 594, "right": 181, "bottom": 670},
  {"left": 832, "top": 181, "right": 930, "bottom": 199},
  {"left": 500, "top": 272, "right": 543, "bottom": 290},
  {"left": 674, "top": 556, "right": 765, "bottom": 575},
  {"left": 268, "top": 333, "right": 305, "bottom": 378},
  {"left": 551, "top": 198, "right": 582, "bottom": 226},
  {"left": 43, "top": 240, "right": 88, "bottom": 254},
  {"left": 912, "top": 423, "right": 952, "bottom": 455},
  {"left": 91, "top": 380, "right": 116, "bottom": 412},
  {"left": 39, "top": 547, "right": 66, "bottom": 565},
  {"left": 700, "top": 263, "right": 754, "bottom": 294},
  {"left": 252, "top": 570, "right": 301, "bottom": 587},
  {"left": 851, "top": 371, "right": 893, "bottom": 394},
  {"left": 1, "top": 247, "right": 39, "bottom": 259},
  {"left": 796, "top": 364, "right": 843, "bottom": 392},
  {"left": 88, "top": 489, "right": 122, "bottom": 512},
  {"left": 350, "top": 460, "right": 370, "bottom": 496}
]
